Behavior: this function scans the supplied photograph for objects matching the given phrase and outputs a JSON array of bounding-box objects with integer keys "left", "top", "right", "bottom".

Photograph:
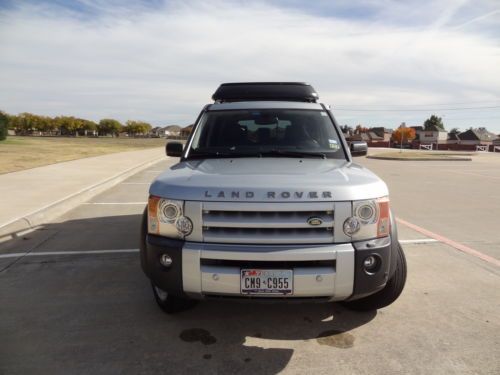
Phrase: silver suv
[{"left": 140, "top": 82, "right": 406, "bottom": 313}]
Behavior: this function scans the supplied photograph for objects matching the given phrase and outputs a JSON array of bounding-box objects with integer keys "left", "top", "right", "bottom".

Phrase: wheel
[
  {"left": 343, "top": 243, "right": 407, "bottom": 311},
  {"left": 151, "top": 282, "right": 196, "bottom": 314}
]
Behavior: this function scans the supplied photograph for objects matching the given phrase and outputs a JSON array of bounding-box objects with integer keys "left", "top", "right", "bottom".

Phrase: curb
[
  {"left": 366, "top": 156, "right": 472, "bottom": 161},
  {"left": 0, "top": 156, "right": 164, "bottom": 239}
]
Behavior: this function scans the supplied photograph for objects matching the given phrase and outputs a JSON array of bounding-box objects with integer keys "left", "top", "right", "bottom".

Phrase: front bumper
[{"left": 142, "top": 235, "right": 393, "bottom": 302}]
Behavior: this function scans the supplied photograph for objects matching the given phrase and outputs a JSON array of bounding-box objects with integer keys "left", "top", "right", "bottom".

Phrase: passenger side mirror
[
  {"left": 166, "top": 142, "right": 184, "bottom": 157},
  {"left": 350, "top": 141, "right": 368, "bottom": 157}
]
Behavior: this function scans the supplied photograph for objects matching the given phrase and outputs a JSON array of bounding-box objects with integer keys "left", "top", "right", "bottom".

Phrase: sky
[{"left": 0, "top": 0, "right": 499, "bottom": 133}]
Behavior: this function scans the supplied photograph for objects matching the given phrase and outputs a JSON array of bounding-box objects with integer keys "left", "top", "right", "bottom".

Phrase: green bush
[{"left": 0, "top": 111, "right": 8, "bottom": 141}]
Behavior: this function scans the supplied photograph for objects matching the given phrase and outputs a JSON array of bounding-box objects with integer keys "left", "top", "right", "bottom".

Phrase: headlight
[
  {"left": 148, "top": 196, "right": 193, "bottom": 239},
  {"left": 343, "top": 197, "right": 390, "bottom": 240}
]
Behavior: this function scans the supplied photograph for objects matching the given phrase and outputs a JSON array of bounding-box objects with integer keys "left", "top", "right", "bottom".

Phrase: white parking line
[
  {"left": 1, "top": 239, "right": 439, "bottom": 260},
  {"left": 0, "top": 249, "right": 139, "bottom": 259},
  {"left": 443, "top": 170, "right": 500, "bottom": 180},
  {"left": 399, "top": 239, "right": 438, "bottom": 244},
  {"left": 83, "top": 202, "right": 147, "bottom": 205}
]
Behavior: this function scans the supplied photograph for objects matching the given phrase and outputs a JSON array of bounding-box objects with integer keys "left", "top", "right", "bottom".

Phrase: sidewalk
[{"left": 0, "top": 148, "right": 165, "bottom": 237}]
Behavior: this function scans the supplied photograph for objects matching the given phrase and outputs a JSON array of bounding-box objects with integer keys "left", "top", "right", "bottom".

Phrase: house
[
  {"left": 447, "top": 132, "right": 460, "bottom": 144},
  {"left": 180, "top": 124, "right": 194, "bottom": 139},
  {"left": 417, "top": 124, "right": 448, "bottom": 144},
  {"left": 370, "top": 127, "right": 392, "bottom": 142},
  {"left": 368, "top": 131, "right": 383, "bottom": 141},
  {"left": 458, "top": 128, "right": 497, "bottom": 145},
  {"left": 151, "top": 126, "right": 163, "bottom": 137},
  {"left": 160, "top": 125, "right": 181, "bottom": 138}
]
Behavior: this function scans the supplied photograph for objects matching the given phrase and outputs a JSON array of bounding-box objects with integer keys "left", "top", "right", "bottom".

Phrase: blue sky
[{"left": 1, "top": 0, "right": 499, "bottom": 132}]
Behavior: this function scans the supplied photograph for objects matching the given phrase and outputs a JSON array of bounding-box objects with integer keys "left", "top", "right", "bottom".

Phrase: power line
[
  {"left": 332, "top": 100, "right": 500, "bottom": 107},
  {"left": 333, "top": 105, "right": 500, "bottom": 112}
]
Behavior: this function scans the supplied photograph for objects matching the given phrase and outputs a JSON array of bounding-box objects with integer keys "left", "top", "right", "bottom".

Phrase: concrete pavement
[
  {"left": 0, "top": 148, "right": 165, "bottom": 237},
  {"left": 1, "top": 155, "right": 499, "bottom": 374}
]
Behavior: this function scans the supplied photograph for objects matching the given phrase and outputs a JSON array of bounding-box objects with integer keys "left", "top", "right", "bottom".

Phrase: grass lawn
[{"left": 0, "top": 136, "right": 168, "bottom": 174}]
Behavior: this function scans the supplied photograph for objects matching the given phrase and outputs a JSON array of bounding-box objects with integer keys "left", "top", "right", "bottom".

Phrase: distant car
[{"left": 140, "top": 82, "right": 406, "bottom": 313}]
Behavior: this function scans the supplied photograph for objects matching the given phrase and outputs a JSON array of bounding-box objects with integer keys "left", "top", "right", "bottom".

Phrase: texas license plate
[{"left": 240, "top": 269, "right": 293, "bottom": 295}]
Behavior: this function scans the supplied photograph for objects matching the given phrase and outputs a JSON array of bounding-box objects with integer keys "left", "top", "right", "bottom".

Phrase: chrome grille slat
[{"left": 202, "top": 202, "right": 334, "bottom": 244}]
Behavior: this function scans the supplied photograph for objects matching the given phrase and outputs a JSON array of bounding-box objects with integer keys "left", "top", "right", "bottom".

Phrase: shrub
[{"left": 0, "top": 111, "right": 8, "bottom": 141}]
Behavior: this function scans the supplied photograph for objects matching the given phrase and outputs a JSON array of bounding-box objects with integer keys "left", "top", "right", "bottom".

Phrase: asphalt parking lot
[{"left": 1, "top": 153, "right": 499, "bottom": 374}]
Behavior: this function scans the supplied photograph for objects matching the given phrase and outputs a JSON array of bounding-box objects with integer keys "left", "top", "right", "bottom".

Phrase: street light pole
[{"left": 400, "top": 123, "right": 405, "bottom": 153}]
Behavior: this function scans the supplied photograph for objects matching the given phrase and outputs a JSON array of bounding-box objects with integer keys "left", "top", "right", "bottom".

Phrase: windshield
[{"left": 188, "top": 109, "right": 346, "bottom": 159}]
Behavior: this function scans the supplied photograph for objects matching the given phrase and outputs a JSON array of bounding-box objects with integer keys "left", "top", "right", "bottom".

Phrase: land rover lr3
[{"left": 140, "top": 82, "right": 407, "bottom": 313}]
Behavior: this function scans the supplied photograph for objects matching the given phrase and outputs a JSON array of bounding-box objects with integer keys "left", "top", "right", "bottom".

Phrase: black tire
[
  {"left": 343, "top": 243, "right": 407, "bottom": 311},
  {"left": 151, "top": 282, "right": 197, "bottom": 314}
]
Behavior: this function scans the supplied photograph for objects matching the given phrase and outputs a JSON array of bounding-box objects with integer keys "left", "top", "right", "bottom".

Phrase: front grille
[{"left": 202, "top": 202, "right": 334, "bottom": 244}]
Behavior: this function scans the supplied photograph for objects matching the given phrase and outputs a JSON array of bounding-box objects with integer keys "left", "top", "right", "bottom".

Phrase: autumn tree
[
  {"left": 98, "top": 119, "right": 122, "bottom": 137},
  {"left": 392, "top": 127, "right": 416, "bottom": 143},
  {"left": 125, "top": 120, "right": 152, "bottom": 136},
  {"left": 424, "top": 115, "right": 444, "bottom": 131},
  {"left": 74, "top": 118, "right": 97, "bottom": 136},
  {"left": 54, "top": 116, "right": 80, "bottom": 135}
]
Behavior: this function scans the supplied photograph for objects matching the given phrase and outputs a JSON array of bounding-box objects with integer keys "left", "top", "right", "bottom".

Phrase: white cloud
[{"left": 0, "top": 0, "right": 499, "bottom": 131}]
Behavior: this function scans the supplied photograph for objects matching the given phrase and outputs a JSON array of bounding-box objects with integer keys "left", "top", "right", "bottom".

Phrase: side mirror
[
  {"left": 166, "top": 142, "right": 183, "bottom": 157},
  {"left": 350, "top": 141, "right": 368, "bottom": 157}
]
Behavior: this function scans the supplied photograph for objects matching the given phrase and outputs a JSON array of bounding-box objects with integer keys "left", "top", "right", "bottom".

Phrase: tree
[
  {"left": 449, "top": 127, "right": 460, "bottom": 135},
  {"left": 354, "top": 124, "right": 368, "bottom": 134},
  {"left": 54, "top": 116, "right": 79, "bottom": 135},
  {"left": 340, "top": 125, "right": 353, "bottom": 135},
  {"left": 35, "top": 116, "right": 57, "bottom": 134},
  {"left": 0, "top": 111, "right": 8, "bottom": 141},
  {"left": 125, "top": 120, "right": 152, "bottom": 136},
  {"left": 98, "top": 119, "right": 122, "bottom": 137},
  {"left": 392, "top": 127, "right": 416, "bottom": 143},
  {"left": 79, "top": 119, "right": 97, "bottom": 136},
  {"left": 10, "top": 113, "right": 41, "bottom": 135},
  {"left": 424, "top": 115, "right": 444, "bottom": 131}
]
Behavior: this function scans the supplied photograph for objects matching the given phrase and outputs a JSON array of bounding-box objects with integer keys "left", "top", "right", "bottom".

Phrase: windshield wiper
[
  {"left": 260, "top": 149, "right": 327, "bottom": 159},
  {"left": 188, "top": 150, "right": 260, "bottom": 159}
]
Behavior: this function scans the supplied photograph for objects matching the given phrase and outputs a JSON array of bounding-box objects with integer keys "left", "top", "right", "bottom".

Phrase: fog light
[
  {"left": 363, "top": 255, "right": 380, "bottom": 274},
  {"left": 176, "top": 216, "right": 193, "bottom": 236},
  {"left": 343, "top": 217, "right": 361, "bottom": 236},
  {"left": 160, "top": 254, "right": 173, "bottom": 267}
]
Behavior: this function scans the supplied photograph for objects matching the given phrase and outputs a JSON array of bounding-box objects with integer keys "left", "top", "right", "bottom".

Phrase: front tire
[
  {"left": 151, "top": 282, "right": 196, "bottom": 314},
  {"left": 343, "top": 243, "right": 407, "bottom": 311}
]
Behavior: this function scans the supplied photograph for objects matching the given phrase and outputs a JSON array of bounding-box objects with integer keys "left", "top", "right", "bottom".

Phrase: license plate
[{"left": 240, "top": 269, "right": 293, "bottom": 295}]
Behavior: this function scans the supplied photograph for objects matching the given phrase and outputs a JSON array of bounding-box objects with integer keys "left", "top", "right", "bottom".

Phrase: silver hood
[{"left": 149, "top": 158, "right": 388, "bottom": 202}]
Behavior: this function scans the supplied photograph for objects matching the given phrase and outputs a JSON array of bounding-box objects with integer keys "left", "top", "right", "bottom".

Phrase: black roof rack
[{"left": 212, "top": 82, "right": 319, "bottom": 103}]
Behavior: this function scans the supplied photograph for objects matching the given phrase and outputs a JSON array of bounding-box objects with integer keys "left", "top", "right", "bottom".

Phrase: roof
[
  {"left": 368, "top": 131, "right": 383, "bottom": 140},
  {"left": 208, "top": 101, "right": 323, "bottom": 111},
  {"left": 212, "top": 82, "right": 319, "bottom": 103},
  {"left": 458, "top": 128, "right": 497, "bottom": 142},
  {"left": 370, "top": 127, "right": 391, "bottom": 137},
  {"left": 163, "top": 125, "right": 181, "bottom": 131},
  {"left": 448, "top": 132, "right": 460, "bottom": 141}
]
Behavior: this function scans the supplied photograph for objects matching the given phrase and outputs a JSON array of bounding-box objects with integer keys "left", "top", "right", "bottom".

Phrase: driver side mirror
[
  {"left": 350, "top": 141, "right": 368, "bottom": 157},
  {"left": 166, "top": 142, "right": 183, "bottom": 157}
]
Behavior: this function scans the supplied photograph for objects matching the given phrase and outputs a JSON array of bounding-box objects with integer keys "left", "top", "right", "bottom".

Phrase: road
[{"left": 1, "top": 153, "right": 499, "bottom": 374}]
